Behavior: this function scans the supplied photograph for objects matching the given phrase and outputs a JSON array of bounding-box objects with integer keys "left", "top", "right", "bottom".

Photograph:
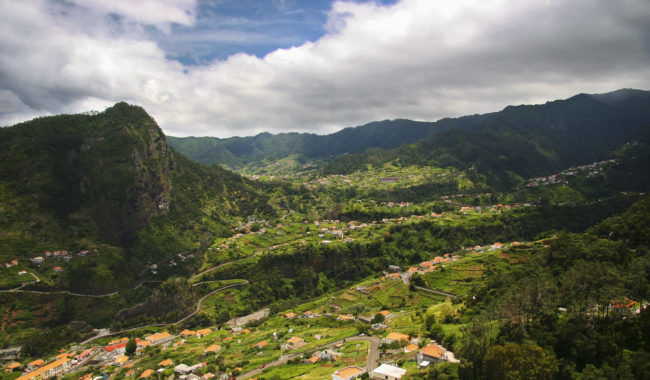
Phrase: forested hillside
[
  {"left": 0, "top": 103, "right": 273, "bottom": 291},
  {"left": 324, "top": 89, "right": 650, "bottom": 190}
]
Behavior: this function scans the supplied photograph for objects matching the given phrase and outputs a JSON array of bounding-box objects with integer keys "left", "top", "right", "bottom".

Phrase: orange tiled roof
[
  {"left": 308, "top": 355, "right": 319, "bottom": 363},
  {"left": 284, "top": 312, "right": 296, "bottom": 318},
  {"left": 421, "top": 344, "right": 446, "bottom": 359},
  {"left": 146, "top": 332, "right": 172, "bottom": 342},
  {"left": 287, "top": 337, "right": 303, "bottom": 344},
  {"left": 180, "top": 329, "right": 195, "bottom": 336},
  {"left": 196, "top": 328, "right": 212, "bottom": 336},
  {"left": 205, "top": 344, "right": 221, "bottom": 353},
  {"left": 17, "top": 359, "right": 70, "bottom": 380},
  {"left": 405, "top": 343, "right": 419, "bottom": 352},
  {"left": 385, "top": 332, "right": 409, "bottom": 341},
  {"left": 255, "top": 341, "right": 267, "bottom": 348},
  {"left": 7, "top": 362, "right": 21, "bottom": 370},
  {"left": 159, "top": 359, "right": 173, "bottom": 367},
  {"left": 334, "top": 367, "right": 364, "bottom": 378},
  {"left": 379, "top": 310, "right": 390, "bottom": 316},
  {"left": 28, "top": 359, "right": 44, "bottom": 367},
  {"left": 140, "top": 369, "right": 155, "bottom": 378}
]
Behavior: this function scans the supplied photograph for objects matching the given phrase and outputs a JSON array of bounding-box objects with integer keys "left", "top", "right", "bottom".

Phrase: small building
[
  {"left": 113, "top": 355, "right": 129, "bottom": 366},
  {"left": 204, "top": 345, "right": 221, "bottom": 354},
  {"left": 140, "top": 369, "right": 155, "bottom": 378},
  {"left": 6, "top": 362, "right": 21, "bottom": 371},
  {"left": 254, "top": 341, "right": 267, "bottom": 349},
  {"left": 146, "top": 332, "right": 173, "bottom": 345},
  {"left": 196, "top": 328, "right": 212, "bottom": 338},
  {"left": 370, "top": 363, "right": 407, "bottom": 380},
  {"left": 29, "top": 257, "right": 43, "bottom": 265},
  {"left": 383, "top": 332, "right": 410, "bottom": 345},
  {"left": 159, "top": 359, "right": 173, "bottom": 367},
  {"left": 284, "top": 312, "right": 297, "bottom": 319},
  {"left": 180, "top": 329, "right": 196, "bottom": 337},
  {"left": 418, "top": 344, "right": 450, "bottom": 364},
  {"left": 333, "top": 366, "right": 365, "bottom": 380}
]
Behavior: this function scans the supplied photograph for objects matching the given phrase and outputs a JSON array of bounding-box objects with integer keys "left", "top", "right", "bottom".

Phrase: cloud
[{"left": 1, "top": 0, "right": 649, "bottom": 137}]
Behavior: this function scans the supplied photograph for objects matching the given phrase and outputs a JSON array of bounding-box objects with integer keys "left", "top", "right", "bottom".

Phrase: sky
[{"left": 0, "top": 0, "right": 649, "bottom": 138}]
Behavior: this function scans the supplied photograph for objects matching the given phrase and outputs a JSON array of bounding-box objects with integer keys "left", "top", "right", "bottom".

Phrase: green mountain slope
[
  {"left": 0, "top": 103, "right": 273, "bottom": 289},
  {"left": 167, "top": 118, "right": 457, "bottom": 169},
  {"left": 324, "top": 89, "right": 650, "bottom": 190}
]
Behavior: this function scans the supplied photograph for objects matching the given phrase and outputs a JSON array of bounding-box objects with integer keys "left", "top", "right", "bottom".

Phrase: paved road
[
  {"left": 238, "top": 335, "right": 381, "bottom": 380},
  {"left": 80, "top": 280, "right": 249, "bottom": 344},
  {"left": 0, "top": 278, "right": 162, "bottom": 297}
]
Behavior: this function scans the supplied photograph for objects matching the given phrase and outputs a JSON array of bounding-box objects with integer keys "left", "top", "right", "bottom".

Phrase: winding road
[{"left": 80, "top": 280, "right": 249, "bottom": 344}]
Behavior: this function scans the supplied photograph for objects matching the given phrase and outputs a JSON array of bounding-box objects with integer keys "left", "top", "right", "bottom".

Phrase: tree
[
  {"left": 483, "top": 342, "right": 557, "bottom": 380},
  {"left": 125, "top": 338, "right": 137, "bottom": 356}
]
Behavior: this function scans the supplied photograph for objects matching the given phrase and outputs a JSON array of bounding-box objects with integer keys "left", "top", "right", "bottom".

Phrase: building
[
  {"left": 145, "top": 332, "right": 173, "bottom": 345},
  {"left": 332, "top": 366, "right": 365, "bottom": 380},
  {"left": 382, "top": 332, "right": 409, "bottom": 345},
  {"left": 159, "top": 359, "right": 173, "bottom": 367},
  {"left": 113, "top": 355, "right": 129, "bottom": 366},
  {"left": 140, "top": 369, "right": 155, "bottom": 378},
  {"left": 287, "top": 337, "right": 304, "bottom": 348},
  {"left": 204, "top": 345, "right": 221, "bottom": 354},
  {"left": 370, "top": 364, "right": 407, "bottom": 380},
  {"left": 196, "top": 328, "right": 212, "bottom": 338},
  {"left": 417, "top": 344, "right": 453, "bottom": 365},
  {"left": 17, "top": 358, "right": 71, "bottom": 380},
  {"left": 254, "top": 341, "right": 268, "bottom": 349}
]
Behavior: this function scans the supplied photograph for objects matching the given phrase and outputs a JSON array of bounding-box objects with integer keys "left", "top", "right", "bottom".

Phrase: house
[
  {"left": 174, "top": 363, "right": 204, "bottom": 375},
  {"left": 6, "top": 362, "right": 21, "bottom": 371},
  {"left": 180, "top": 329, "right": 196, "bottom": 337},
  {"left": 241, "top": 329, "right": 251, "bottom": 334},
  {"left": 284, "top": 312, "right": 297, "bottom": 319},
  {"left": 418, "top": 344, "right": 449, "bottom": 364},
  {"left": 53, "top": 267, "right": 63, "bottom": 272},
  {"left": 306, "top": 355, "right": 320, "bottom": 364},
  {"left": 17, "top": 358, "right": 71, "bottom": 380},
  {"left": 27, "top": 360, "right": 45, "bottom": 370},
  {"left": 303, "top": 310, "right": 314, "bottom": 318},
  {"left": 113, "top": 355, "right": 129, "bottom": 366},
  {"left": 196, "top": 328, "right": 212, "bottom": 338},
  {"left": 29, "top": 257, "right": 43, "bottom": 265},
  {"left": 159, "top": 359, "right": 173, "bottom": 367},
  {"left": 5, "top": 259, "right": 18, "bottom": 268},
  {"left": 145, "top": 332, "right": 173, "bottom": 345},
  {"left": 140, "top": 369, "right": 155, "bottom": 378},
  {"left": 370, "top": 364, "right": 407, "bottom": 380},
  {"left": 286, "top": 337, "right": 304, "bottom": 349},
  {"left": 254, "top": 341, "right": 267, "bottom": 349},
  {"left": 337, "top": 314, "right": 355, "bottom": 321},
  {"left": 204, "top": 345, "right": 221, "bottom": 354},
  {"left": 404, "top": 343, "right": 419, "bottom": 353},
  {"left": 18, "top": 271, "right": 27, "bottom": 275},
  {"left": 383, "top": 332, "right": 409, "bottom": 345},
  {"left": 137, "top": 340, "right": 152, "bottom": 349},
  {"left": 332, "top": 366, "right": 365, "bottom": 380}
]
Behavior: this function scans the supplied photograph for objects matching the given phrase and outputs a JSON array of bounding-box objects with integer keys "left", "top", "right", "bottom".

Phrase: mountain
[
  {"left": 324, "top": 89, "right": 650, "bottom": 189},
  {"left": 0, "top": 103, "right": 273, "bottom": 290},
  {"left": 167, "top": 118, "right": 462, "bottom": 169}
]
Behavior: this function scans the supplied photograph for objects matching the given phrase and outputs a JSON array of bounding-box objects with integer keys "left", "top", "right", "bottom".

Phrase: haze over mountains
[{"left": 168, "top": 89, "right": 650, "bottom": 187}]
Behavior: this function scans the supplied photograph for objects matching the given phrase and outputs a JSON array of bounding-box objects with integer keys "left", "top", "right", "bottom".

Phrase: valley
[{"left": 1, "top": 90, "right": 650, "bottom": 379}]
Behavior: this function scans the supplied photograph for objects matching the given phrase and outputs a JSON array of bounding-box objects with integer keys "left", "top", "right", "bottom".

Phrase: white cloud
[{"left": 1, "top": 0, "right": 649, "bottom": 137}]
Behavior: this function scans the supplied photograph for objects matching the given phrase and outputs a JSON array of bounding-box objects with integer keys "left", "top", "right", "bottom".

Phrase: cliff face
[{"left": 0, "top": 102, "right": 175, "bottom": 247}]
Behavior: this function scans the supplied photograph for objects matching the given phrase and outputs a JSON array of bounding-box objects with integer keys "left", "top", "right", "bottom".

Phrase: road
[
  {"left": 80, "top": 280, "right": 249, "bottom": 344},
  {"left": 238, "top": 335, "right": 381, "bottom": 380}
]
